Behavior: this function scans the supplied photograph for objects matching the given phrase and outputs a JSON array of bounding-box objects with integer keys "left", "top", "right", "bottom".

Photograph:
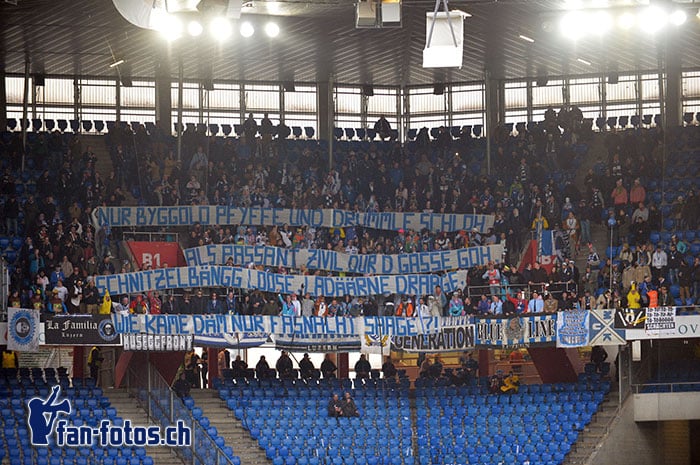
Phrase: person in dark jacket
[
  {"left": 341, "top": 392, "right": 359, "bottom": 417},
  {"left": 321, "top": 354, "right": 337, "bottom": 379},
  {"left": 354, "top": 354, "right": 371, "bottom": 379},
  {"left": 255, "top": 356, "right": 270, "bottom": 379},
  {"left": 299, "top": 353, "right": 315, "bottom": 379},
  {"left": 327, "top": 394, "right": 343, "bottom": 423},
  {"left": 276, "top": 351, "right": 294, "bottom": 379}
]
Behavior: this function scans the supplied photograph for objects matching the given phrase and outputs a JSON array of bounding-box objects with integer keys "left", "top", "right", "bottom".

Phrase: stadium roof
[{"left": 1, "top": 0, "right": 698, "bottom": 86}]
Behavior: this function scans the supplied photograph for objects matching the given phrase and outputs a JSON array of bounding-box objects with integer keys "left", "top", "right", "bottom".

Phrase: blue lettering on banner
[
  {"left": 93, "top": 206, "right": 494, "bottom": 233},
  {"left": 95, "top": 266, "right": 467, "bottom": 298},
  {"left": 183, "top": 244, "right": 503, "bottom": 275},
  {"left": 111, "top": 315, "right": 432, "bottom": 337}
]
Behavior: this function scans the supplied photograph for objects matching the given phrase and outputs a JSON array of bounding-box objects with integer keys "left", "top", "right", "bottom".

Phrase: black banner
[
  {"left": 123, "top": 334, "right": 193, "bottom": 351},
  {"left": 614, "top": 308, "right": 647, "bottom": 329},
  {"left": 44, "top": 314, "right": 121, "bottom": 346}
]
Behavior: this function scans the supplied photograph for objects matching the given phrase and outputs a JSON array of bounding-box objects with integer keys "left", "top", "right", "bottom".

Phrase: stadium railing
[{"left": 126, "top": 361, "right": 237, "bottom": 465}]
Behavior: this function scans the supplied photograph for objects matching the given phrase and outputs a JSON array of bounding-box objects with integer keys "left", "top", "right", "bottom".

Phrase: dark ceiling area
[{"left": 1, "top": 0, "right": 699, "bottom": 86}]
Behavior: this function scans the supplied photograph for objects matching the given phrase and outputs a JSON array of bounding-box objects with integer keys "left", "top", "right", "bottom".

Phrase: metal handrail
[
  {"left": 126, "top": 362, "right": 236, "bottom": 465},
  {"left": 631, "top": 381, "right": 700, "bottom": 394}
]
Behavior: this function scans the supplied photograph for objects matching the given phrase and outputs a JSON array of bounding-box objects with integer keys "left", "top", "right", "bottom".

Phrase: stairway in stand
[
  {"left": 103, "top": 389, "right": 187, "bottom": 465},
  {"left": 563, "top": 389, "right": 620, "bottom": 464},
  {"left": 189, "top": 389, "right": 272, "bottom": 465}
]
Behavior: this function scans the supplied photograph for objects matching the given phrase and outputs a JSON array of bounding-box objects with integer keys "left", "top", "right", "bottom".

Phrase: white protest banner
[
  {"left": 556, "top": 310, "right": 590, "bottom": 348},
  {"left": 93, "top": 206, "right": 494, "bottom": 233},
  {"left": 391, "top": 316, "right": 475, "bottom": 353},
  {"left": 183, "top": 244, "right": 504, "bottom": 274},
  {"left": 111, "top": 314, "right": 439, "bottom": 337},
  {"left": 94, "top": 266, "right": 468, "bottom": 297},
  {"left": 644, "top": 307, "right": 678, "bottom": 337}
]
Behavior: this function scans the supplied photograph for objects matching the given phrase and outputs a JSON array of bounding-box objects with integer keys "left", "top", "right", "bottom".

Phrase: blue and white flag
[
  {"left": 556, "top": 310, "right": 590, "bottom": 348},
  {"left": 7, "top": 308, "right": 40, "bottom": 352}
]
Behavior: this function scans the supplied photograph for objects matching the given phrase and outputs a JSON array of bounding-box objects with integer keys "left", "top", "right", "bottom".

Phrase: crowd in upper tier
[{"left": 2, "top": 108, "right": 699, "bottom": 314}]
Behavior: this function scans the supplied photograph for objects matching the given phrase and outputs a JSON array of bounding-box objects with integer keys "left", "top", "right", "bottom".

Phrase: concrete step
[
  {"left": 190, "top": 390, "right": 272, "bottom": 465},
  {"left": 103, "top": 389, "right": 188, "bottom": 465}
]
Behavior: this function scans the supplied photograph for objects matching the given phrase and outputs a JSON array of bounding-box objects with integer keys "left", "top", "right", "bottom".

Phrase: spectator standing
[
  {"left": 354, "top": 354, "right": 371, "bottom": 379},
  {"left": 321, "top": 354, "right": 337, "bottom": 379},
  {"left": 276, "top": 351, "right": 294, "bottom": 379}
]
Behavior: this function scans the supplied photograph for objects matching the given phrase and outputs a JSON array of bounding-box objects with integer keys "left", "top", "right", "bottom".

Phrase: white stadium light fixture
[
  {"left": 638, "top": 6, "right": 667, "bottom": 33},
  {"left": 590, "top": 11, "right": 612, "bottom": 35},
  {"left": 240, "top": 21, "right": 255, "bottom": 37},
  {"left": 559, "top": 11, "right": 586, "bottom": 40},
  {"left": 157, "top": 14, "right": 183, "bottom": 41},
  {"left": 577, "top": 58, "right": 591, "bottom": 66},
  {"left": 618, "top": 12, "right": 635, "bottom": 30},
  {"left": 669, "top": 9, "right": 687, "bottom": 26},
  {"left": 519, "top": 34, "right": 535, "bottom": 43},
  {"left": 187, "top": 19, "right": 203, "bottom": 36},
  {"left": 265, "top": 22, "right": 280, "bottom": 37},
  {"left": 210, "top": 17, "right": 233, "bottom": 39}
]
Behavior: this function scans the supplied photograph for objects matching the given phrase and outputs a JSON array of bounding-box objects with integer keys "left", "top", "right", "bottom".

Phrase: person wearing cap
[
  {"left": 627, "top": 282, "right": 641, "bottom": 309},
  {"left": 299, "top": 353, "right": 315, "bottom": 379},
  {"left": 48, "top": 289, "right": 68, "bottom": 314}
]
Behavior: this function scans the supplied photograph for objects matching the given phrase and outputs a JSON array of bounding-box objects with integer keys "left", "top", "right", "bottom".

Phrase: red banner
[{"left": 126, "top": 242, "right": 185, "bottom": 269}]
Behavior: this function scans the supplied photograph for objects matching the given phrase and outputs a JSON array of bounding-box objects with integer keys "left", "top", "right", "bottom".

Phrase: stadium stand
[
  {"left": 0, "top": 368, "right": 156, "bottom": 465},
  {"left": 210, "top": 373, "right": 611, "bottom": 465}
]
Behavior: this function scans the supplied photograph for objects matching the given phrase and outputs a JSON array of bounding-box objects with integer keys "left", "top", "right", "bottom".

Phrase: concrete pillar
[
  {"left": 337, "top": 352, "right": 349, "bottom": 379},
  {"left": 484, "top": 75, "right": 504, "bottom": 175},
  {"left": 0, "top": 68, "right": 6, "bottom": 131},
  {"left": 73, "top": 346, "right": 85, "bottom": 378},
  {"left": 317, "top": 80, "right": 334, "bottom": 168},
  {"left": 664, "top": 32, "right": 682, "bottom": 129},
  {"left": 155, "top": 60, "right": 172, "bottom": 133}
]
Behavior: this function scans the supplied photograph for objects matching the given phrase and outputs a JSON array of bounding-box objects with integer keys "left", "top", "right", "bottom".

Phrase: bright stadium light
[
  {"left": 669, "top": 9, "right": 687, "bottom": 26},
  {"left": 590, "top": 11, "right": 612, "bottom": 35},
  {"left": 240, "top": 21, "right": 255, "bottom": 37},
  {"left": 265, "top": 22, "right": 280, "bottom": 37},
  {"left": 210, "top": 17, "right": 233, "bottom": 39},
  {"left": 638, "top": 6, "right": 667, "bottom": 33},
  {"left": 155, "top": 14, "right": 183, "bottom": 41},
  {"left": 618, "top": 12, "right": 635, "bottom": 30},
  {"left": 187, "top": 19, "right": 203, "bottom": 36},
  {"left": 559, "top": 11, "right": 586, "bottom": 40}
]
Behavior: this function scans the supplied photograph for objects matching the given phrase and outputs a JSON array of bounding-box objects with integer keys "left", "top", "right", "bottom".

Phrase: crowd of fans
[{"left": 4, "top": 109, "right": 699, "bottom": 315}]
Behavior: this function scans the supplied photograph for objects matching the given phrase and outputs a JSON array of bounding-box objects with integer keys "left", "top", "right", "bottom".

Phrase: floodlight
[
  {"left": 188, "top": 19, "right": 203, "bottom": 36},
  {"left": 638, "top": 6, "right": 667, "bottom": 33},
  {"left": 618, "top": 12, "right": 635, "bottom": 30},
  {"left": 156, "top": 14, "right": 183, "bottom": 41},
  {"left": 210, "top": 17, "right": 233, "bottom": 39},
  {"left": 669, "top": 9, "right": 687, "bottom": 26},
  {"left": 559, "top": 11, "right": 586, "bottom": 40},
  {"left": 265, "top": 22, "right": 280, "bottom": 37},
  {"left": 240, "top": 21, "right": 255, "bottom": 37},
  {"left": 590, "top": 11, "right": 612, "bottom": 35}
]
